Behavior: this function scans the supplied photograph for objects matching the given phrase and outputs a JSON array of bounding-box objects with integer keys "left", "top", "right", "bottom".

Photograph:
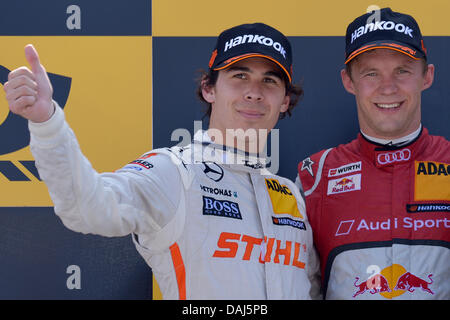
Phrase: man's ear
[
  {"left": 201, "top": 79, "right": 215, "bottom": 103},
  {"left": 422, "top": 63, "right": 435, "bottom": 91},
  {"left": 341, "top": 68, "right": 356, "bottom": 95},
  {"left": 280, "top": 95, "right": 290, "bottom": 113}
]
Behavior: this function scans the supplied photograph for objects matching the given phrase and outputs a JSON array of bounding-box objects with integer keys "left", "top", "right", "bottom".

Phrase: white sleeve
[
  {"left": 294, "top": 175, "right": 322, "bottom": 299},
  {"left": 294, "top": 173, "right": 306, "bottom": 199},
  {"left": 28, "top": 101, "right": 181, "bottom": 238},
  {"left": 307, "top": 244, "right": 323, "bottom": 299}
]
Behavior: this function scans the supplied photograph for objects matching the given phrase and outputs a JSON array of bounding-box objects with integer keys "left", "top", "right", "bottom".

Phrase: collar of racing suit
[
  {"left": 361, "top": 124, "right": 422, "bottom": 147},
  {"left": 358, "top": 125, "right": 429, "bottom": 168},
  {"left": 191, "top": 130, "right": 273, "bottom": 174}
]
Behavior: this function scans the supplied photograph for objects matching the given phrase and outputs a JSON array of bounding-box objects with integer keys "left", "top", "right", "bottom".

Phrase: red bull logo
[
  {"left": 327, "top": 173, "right": 361, "bottom": 195},
  {"left": 353, "top": 264, "right": 434, "bottom": 299},
  {"left": 394, "top": 272, "right": 434, "bottom": 295},
  {"left": 336, "top": 177, "right": 353, "bottom": 187},
  {"left": 333, "top": 177, "right": 354, "bottom": 193},
  {"left": 353, "top": 274, "right": 391, "bottom": 297}
]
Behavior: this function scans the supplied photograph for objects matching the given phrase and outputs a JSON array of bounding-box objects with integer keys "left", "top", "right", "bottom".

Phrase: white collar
[
  {"left": 191, "top": 130, "right": 271, "bottom": 173},
  {"left": 361, "top": 124, "right": 422, "bottom": 146}
]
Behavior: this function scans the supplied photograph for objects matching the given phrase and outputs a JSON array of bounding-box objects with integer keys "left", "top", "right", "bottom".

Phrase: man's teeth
[{"left": 376, "top": 103, "right": 400, "bottom": 109}]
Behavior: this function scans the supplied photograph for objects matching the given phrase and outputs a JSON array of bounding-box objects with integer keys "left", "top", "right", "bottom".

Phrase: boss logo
[
  {"left": 377, "top": 149, "right": 411, "bottom": 165},
  {"left": 202, "top": 196, "right": 242, "bottom": 220}
]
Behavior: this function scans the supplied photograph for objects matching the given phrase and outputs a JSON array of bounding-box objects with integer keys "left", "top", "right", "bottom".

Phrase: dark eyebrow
[
  {"left": 225, "top": 66, "right": 250, "bottom": 73},
  {"left": 226, "top": 66, "right": 283, "bottom": 80},
  {"left": 265, "top": 70, "right": 284, "bottom": 80}
]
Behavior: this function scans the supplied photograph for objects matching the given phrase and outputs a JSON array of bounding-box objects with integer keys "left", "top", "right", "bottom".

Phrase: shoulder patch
[
  {"left": 298, "top": 148, "right": 333, "bottom": 196},
  {"left": 300, "top": 157, "right": 314, "bottom": 177}
]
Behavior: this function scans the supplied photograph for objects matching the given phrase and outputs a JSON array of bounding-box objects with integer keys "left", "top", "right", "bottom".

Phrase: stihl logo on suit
[{"left": 213, "top": 232, "right": 307, "bottom": 269}]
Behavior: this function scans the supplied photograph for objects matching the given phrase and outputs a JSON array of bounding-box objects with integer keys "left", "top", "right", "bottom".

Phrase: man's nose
[
  {"left": 244, "top": 81, "right": 264, "bottom": 101},
  {"left": 378, "top": 75, "right": 399, "bottom": 95}
]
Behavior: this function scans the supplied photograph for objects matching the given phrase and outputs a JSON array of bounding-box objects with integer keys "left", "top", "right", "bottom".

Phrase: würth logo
[{"left": 328, "top": 161, "right": 362, "bottom": 177}]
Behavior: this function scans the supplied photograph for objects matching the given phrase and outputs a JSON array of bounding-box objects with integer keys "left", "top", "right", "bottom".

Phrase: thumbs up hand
[{"left": 3, "top": 44, "right": 55, "bottom": 123}]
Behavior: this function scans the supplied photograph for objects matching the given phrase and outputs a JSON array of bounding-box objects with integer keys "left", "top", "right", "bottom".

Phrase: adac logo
[
  {"left": 416, "top": 161, "right": 450, "bottom": 176},
  {"left": 265, "top": 178, "right": 303, "bottom": 219},
  {"left": 414, "top": 161, "right": 450, "bottom": 201},
  {"left": 353, "top": 264, "right": 434, "bottom": 299},
  {"left": 0, "top": 65, "right": 71, "bottom": 181}
]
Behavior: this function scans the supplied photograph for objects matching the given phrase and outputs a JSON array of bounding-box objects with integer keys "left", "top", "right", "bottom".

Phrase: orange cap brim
[
  {"left": 345, "top": 42, "right": 422, "bottom": 64},
  {"left": 213, "top": 53, "right": 292, "bottom": 83}
]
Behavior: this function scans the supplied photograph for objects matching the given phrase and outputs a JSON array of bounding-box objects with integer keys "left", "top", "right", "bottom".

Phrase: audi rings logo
[{"left": 377, "top": 149, "right": 411, "bottom": 165}]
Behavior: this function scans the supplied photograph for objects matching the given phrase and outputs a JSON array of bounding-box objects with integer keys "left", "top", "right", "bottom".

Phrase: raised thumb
[{"left": 24, "top": 44, "right": 44, "bottom": 75}]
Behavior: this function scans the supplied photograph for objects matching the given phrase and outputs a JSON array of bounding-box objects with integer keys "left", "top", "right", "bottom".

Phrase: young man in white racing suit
[{"left": 4, "top": 23, "right": 320, "bottom": 299}]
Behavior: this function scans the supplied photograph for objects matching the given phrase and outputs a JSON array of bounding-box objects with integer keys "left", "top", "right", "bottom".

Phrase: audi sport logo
[{"left": 377, "top": 149, "right": 411, "bottom": 165}]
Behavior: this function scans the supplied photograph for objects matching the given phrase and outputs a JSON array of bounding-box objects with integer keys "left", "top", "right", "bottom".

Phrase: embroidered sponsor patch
[
  {"left": 139, "top": 152, "right": 158, "bottom": 160},
  {"left": 122, "top": 165, "right": 144, "bottom": 172},
  {"left": 202, "top": 196, "right": 242, "bottom": 220},
  {"left": 301, "top": 157, "right": 314, "bottom": 177},
  {"left": 407, "top": 203, "right": 450, "bottom": 213},
  {"left": 328, "top": 161, "right": 361, "bottom": 177},
  {"left": 265, "top": 178, "right": 303, "bottom": 219},
  {"left": 376, "top": 148, "right": 411, "bottom": 166},
  {"left": 327, "top": 173, "right": 361, "bottom": 195},
  {"left": 202, "top": 162, "right": 224, "bottom": 182},
  {"left": 129, "top": 159, "right": 153, "bottom": 169},
  {"left": 414, "top": 161, "right": 450, "bottom": 201},
  {"left": 200, "top": 185, "right": 237, "bottom": 198},
  {"left": 272, "top": 217, "right": 306, "bottom": 230}
]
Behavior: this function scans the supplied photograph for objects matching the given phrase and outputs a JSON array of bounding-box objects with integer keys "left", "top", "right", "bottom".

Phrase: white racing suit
[{"left": 29, "top": 103, "right": 320, "bottom": 299}]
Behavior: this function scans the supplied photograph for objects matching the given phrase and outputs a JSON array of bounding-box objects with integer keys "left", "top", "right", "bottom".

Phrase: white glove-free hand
[{"left": 3, "top": 44, "right": 54, "bottom": 123}]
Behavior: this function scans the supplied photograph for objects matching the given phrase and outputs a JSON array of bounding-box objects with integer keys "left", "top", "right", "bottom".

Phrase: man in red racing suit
[
  {"left": 296, "top": 8, "right": 450, "bottom": 299},
  {"left": 297, "top": 128, "right": 449, "bottom": 299}
]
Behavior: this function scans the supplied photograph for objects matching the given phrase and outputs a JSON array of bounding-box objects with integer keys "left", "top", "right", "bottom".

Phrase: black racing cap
[
  {"left": 345, "top": 7, "right": 427, "bottom": 64},
  {"left": 208, "top": 22, "right": 293, "bottom": 83}
]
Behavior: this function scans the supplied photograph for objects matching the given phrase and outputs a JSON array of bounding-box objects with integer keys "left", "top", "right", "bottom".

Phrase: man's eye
[
  {"left": 366, "top": 72, "right": 377, "bottom": 77},
  {"left": 398, "top": 69, "right": 409, "bottom": 74},
  {"left": 264, "top": 77, "right": 277, "bottom": 83},
  {"left": 233, "top": 73, "right": 246, "bottom": 79}
]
